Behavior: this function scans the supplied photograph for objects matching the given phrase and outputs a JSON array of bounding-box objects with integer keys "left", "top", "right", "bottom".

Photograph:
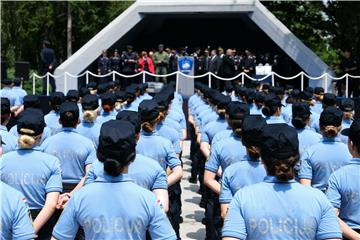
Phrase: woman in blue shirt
[
  {"left": 52, "top": 120, "right": 176, "bottom": 240},
  {"left": 327, "top": 120, "right": 360, "bottom": 240},
  {"left": 222, "top": 124, "right": 342, "bottom": 240},
  {"left": 262, "top": 93, "right": 286, "bottom": 124},
  {"left": 0, "top": 108, "right": 62, "bottom": 239},
  {"left": 219, "top": 115, "right": 267, "bottom": 219},
  {"left": 44, "top": 92, "right": 66, "bottom": 135},
  {"left": 299, "top": 107, "right": 352, "bottom": 192},
  {"left": 97, "top": 92, "right": 117, "bottom": 125},
  {"left": 76, "top": 94, "right": 101, "bottom": 147}
]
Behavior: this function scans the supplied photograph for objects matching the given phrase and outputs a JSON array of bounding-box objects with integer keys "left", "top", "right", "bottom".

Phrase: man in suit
[
  {"left": 209, "top": 49, "right": 221, "bottom": 90},
  {"left": 221, "top": 49, "right": 236, "bottom": 88},
  {"left": 40, "top": 40, "right": 56, "bottom": 94}
]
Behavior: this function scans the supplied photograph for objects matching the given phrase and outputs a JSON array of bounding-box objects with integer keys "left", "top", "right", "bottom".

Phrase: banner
[{"left": 177, "top": 56, "right": 194, "bottom": 96}]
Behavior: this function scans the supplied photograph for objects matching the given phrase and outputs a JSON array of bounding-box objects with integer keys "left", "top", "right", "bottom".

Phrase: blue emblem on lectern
[{"left": 178, "top": 57, "right": 194, "bottom": 75}]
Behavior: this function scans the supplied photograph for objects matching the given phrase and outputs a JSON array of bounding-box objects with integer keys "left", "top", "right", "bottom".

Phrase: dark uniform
[
  {"left": 40, "top": 42, "right": 56, "bottom": 94},
  {"left": 121, "top": 47, "right": 138, "bottom": 87},
  {"left": 97, "top": 55, "right": 111, "bottom": 84}
]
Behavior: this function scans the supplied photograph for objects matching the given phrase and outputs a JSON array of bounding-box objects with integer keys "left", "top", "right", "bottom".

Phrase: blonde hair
[
  {"left": 83, "top": 109, "right": 98, "bottom": 122},
  {"left": 18, "top": 128, "right": 41, "bottom": 149}
]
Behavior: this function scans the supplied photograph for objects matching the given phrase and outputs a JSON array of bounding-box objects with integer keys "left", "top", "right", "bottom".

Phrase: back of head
[
  {"left": 23, "top": 95, "right": 40, "bottom": 109},
  {"left": 116, "top": 110, "right": 141, "bottom": 134},
  {"left": 291, "top": 102, "right": 311, "bottom": 129},
  {"left": 262, "top": 93, "right": 281, "bottom": 117},
  {"left": 50, "top": 92, "right": 66, "bottom": 111},
  {"left": 17, "top": 108, "right": 46, "bottom": 149},
  {"left": 138, "top": 99, "right": 160, "bottom": 132},
  {"left": 97, "top": 120, "right": 136, "bottom": 177},
  {"left": 13, "top": 78, "right": 21, "bottom": 87},
  {"left": 81, "top": 95, "right": 99, "bottom": 122},
  {"left": 100, "top": 92, "right": 116, "bottom": 112},
  {"left": 341, "top": 120, "right": 360, "bottom": 153},
  {"left": 322, "top": 93, "right": 336, "bottom": 109},
  {"left": 66, "top": 90, "right": 80, "bottom": 103},
  {"left": 340, "top": 98, "right": 354, "bottom": 120},
  {"left": 79, "top": 87, "right": 90, "bottom": 98},
  {"left": 59, "top": 102, "right": 79, "bottom": 128},
  {"left": 226, "top": 102, "right": 249, "bottom": 136},
  {"left": 261, "top": 124, "right": 299, "bottom": 181},
  {"left": 320, "top": 106, "right": 343, "bottom": 138},
  {"left": 1, "top": 98, "right": 11, "bottom": 124},
  {"left": 242, "top": 115, "right": 267, "bottom": 159}
]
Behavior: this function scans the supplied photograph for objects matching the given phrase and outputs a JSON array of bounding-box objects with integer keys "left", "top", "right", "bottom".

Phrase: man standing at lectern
[{"left": 40, "top": 40, "right": 56, "bottom": 94}]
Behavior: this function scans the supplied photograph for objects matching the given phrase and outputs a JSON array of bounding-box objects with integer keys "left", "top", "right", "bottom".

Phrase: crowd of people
[{"left": 0, "top": 75, "right": 359, "bottom": 240}]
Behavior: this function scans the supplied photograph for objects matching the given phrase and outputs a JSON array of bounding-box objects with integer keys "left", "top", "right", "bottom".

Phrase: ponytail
[
  {"left": 102, "top": 152, "right": 136, "bottom": 177},
  {"left": 343, "top": 111, "right": 353, "bottom": 120},
  {"left": 229, "top": 119, "right": 244, "bottom": 137},
  {"left": 102, "top": 104, "right": 114, "bottom": 113},
  {"left": 322, "top": 125, "right": 340, "bottom": 138},
  {"left": 218, "top": 108, "right": 226, "bottom": 119},
  {"left": 291, "top": 116, "right": 308, "bottom": 129},
  {"left": 263, "top": 154, "right": 299, "bottom": 181},
  {"left": 83, "top": 109, "right": 98, "bottom": 122},
  {"left": 18, "top": 128, "right": 42, "bottom": 149},
  {"left": 247, "top": 146, "right": 260, "bottom": 160},
  {"left": 262, "top": 106, "right": 272, "bottom": 117}
]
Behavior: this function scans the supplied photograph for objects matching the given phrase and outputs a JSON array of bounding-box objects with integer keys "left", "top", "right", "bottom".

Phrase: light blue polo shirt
[
  {"left": 9, "top": 125, "right": 52, "bottom": 144},
  {"left": 96, "top": 111, "right": 117, "bottom": 126},
  {"left": 326, "top": 158, "right": 360, "bottom": 229},
  {"left": 220, "top": 156, "right": 267, "bottom": 204},
  {"left": 12, "top": 87, "right": 27, "bottom": 104},
  {"left": 0, "top": 147, "right": 62, "bottom": 209},
  {"left": 156, "top": 123, "right": 181, "bottom": 154},
  {"left": 211, "top": 128, "right": 233, "bottom": 146},
  {"left": 44, "top": 110, "right": 61, "bottom": 135},
  {"left": 281, "top": 104, "right": 292, "bottom": 123},
  {"left": 76, "top": 121, "right": 101, "bottom": 147},
  {"left": 205, "top": 133, "right": 247, "bottom": 173},
  {"left": 136, "top": 132, "right": 181, "bottom": 171},
  {"left": 297, "top": 127, "right": 322, "bottom": 156},
  {"left": 222, "top": 176, "right": 342, "bottom": 240},
  {"left": 299, "top": 138, "right": 352, "bottom": 191},
  {"left": 339, "top": 119, "right": 353, "bottom": 144},
  {"left": 168, "top": 108, "right": 186, "bottom": 130},
  {"left": 265, "top": 115, "right": 286, "bottom": 124},
  {"left": 201, "top": 118, "right": 228, "bottom": 144},
  {"left": 52, "top": 174, "right": 176, "bottom": 240},
  {"left": 41, "top": 128, "right": 96, "bottom": 184},
  {"left": 311, "top": 101, "right": 323, "bottom": 114},
  {"left": 0, "top": 181, "right": 35, "bottom": 240},
  {"left": 0, "top": 88, "right": 21, "bottom": 106},
  {"left": 0, "top": 125, "right": 17, "bottom": 154},
  {"left": 249, "top": 103, "right": 263, "bottom": 115},
  {"left": 163, "top": 117, "right": 183, "bottom": 139},
  {"left": 85, "top": 154, "right": 168, "bottom": 190}
]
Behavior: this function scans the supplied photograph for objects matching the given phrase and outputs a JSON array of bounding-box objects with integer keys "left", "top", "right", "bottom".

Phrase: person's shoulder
[
  {"left": 135, "top": 154, "right": 162, "bottom": 169},
  {"left": 1, "top": 181, "right": 22, "bottom": 196}
]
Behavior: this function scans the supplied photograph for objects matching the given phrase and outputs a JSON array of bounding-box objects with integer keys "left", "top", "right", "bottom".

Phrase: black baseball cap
[
  {"left": 299, "top": 91, "right": 313, "bottom": 102},
  {"left": 126, "top": 85, "right": 138, "bottom": 96},
  {"left": 305, "top": 87, "right": 314, "bottom": 94},
  {"left": 340, "top": 98, "right": 354, "bottom": 112},
  {"left": 17, "top": 108, "right": 46, "bottom": 136},
  {"left": 81, "top": 94, "right": 99, "bottom": 111},
  {"left": 341, "top": 119, "right": 360, "bottom": 143},
  {"left": 216, "top": 94, "right": 231, "bottom": 109},
  {"left": 79, "top": 87, "right": 90, "bottom": 98},
  {"left": 116, "top": 110, "right": 141, "bottom": 134},
  {"left": 66, "top": 90, "right": 80, "bottom": 102},
  {"left": 242, "top": 115, "right": 267, "bottom": 148},
  {"left": 1, "top": 97, "right": 11, "bottom": 115},
  {"left": 114, "top": 91, "right": 127, "bottom": 102},
  {"left": 100, "top": 92, "right": 116, "bottom": 106},
  {"left": 97, "top": 120, "right": 136, "bottom": 162},
  {"left": 320, "top": 106, "right": 343, "bottom": 127},
  {"left": 261, "top": 123, "right": 299, "bottom": 159},
  {"left": 23, "top": 95, "right": 40, "bottom": 109},
  {"left": 226, "top": 102, "right": 249, "bottom": 119},
  {"left": 138, "top": 99, "right": 160, "bottom": 122},
  {"left": 323, "top": 93, "right": 336, "bottom": 107},
  {"left": 225, "top": 85, "right": 233, "bottom": 93},
  {"left": 1, "top": 79, "right": 12, "bottom": 85},
  {"left": 262, "top": 93, "right": 283, "bottom": 116},
  {"left": 87, "top": 82, "right": 97, "bottom": 90},
  {"left": 292, "top": 102, "right": 311, "bottom": 118},
  {"left": 314, "top": 87, "right": 324, "bottom": 95},
  {"left": 50, "top": 92, "right": 66, "bottom": 106},
  {"left": 97, "top": 84, "right": 108, "bottom": 95},
  {"left": 59, "top": 102, "right": 79, "bottom": 122}
]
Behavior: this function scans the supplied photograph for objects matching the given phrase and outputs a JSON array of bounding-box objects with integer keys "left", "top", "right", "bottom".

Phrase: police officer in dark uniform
[
  {"left": 40, "top": 40, "right": 56, "bottom": 94},
  {"left": 199, "top": 49, "right": 211, "bottom": 84},
  {"left": 111, "top": 49, "right": 122, "bottom": 82},
  {"left": 121, "top": 45, "right": 138, "bottom": 87},
  {"left": 97, "top": 50, "right": 111, "bottom": 84},
  {"left": 339, "top": 49, "right": 358, "bottom": 97}
]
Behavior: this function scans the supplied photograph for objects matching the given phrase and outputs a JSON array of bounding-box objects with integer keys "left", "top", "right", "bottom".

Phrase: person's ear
[{"left": 77, "top": 118, "right": 80, "bottom": 125}]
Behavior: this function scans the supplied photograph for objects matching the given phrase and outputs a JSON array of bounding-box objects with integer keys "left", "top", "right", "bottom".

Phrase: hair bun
[
  {"left": 262, "top": 107, "right": 271, "bottom": 117},
  {"left": 103, "top": 158, "right": 123, "bottom": 177},
  {"left": 274, "top": 163, "right": 293, "bottom": 181}
]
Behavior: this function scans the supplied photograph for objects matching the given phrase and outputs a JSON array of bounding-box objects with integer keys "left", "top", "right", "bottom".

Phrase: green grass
[{"left": 6, "top": 67, "right": 43, "bottom": 94}]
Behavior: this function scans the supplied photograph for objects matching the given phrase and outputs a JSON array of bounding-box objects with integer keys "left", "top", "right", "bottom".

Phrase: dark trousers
[
  {"left": 204, "top": 185, "right": 221, "bottom": 240},
  {"left": 30, "top": 209, "right": 58, "bottom": 240},
  {"left": 42, "top": 69, "right": 56, "bottom": 94},
  {"left": 168, "top": 182, "right": 182, "bottom": 239}
]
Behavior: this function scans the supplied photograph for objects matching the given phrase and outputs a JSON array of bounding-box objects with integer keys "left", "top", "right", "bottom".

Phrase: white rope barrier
[{"left": 30, "top": 70, "right": 360, "bottom": 96}]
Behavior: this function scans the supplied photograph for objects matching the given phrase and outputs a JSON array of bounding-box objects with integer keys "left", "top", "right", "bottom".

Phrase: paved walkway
[{"left": 180, "top": 141, "right": 205, "bottom": 239}]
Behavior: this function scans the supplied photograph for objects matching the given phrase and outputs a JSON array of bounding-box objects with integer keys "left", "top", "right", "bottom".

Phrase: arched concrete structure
[{"left": 55, "top": 0, "right": 331, "bottom": 92}]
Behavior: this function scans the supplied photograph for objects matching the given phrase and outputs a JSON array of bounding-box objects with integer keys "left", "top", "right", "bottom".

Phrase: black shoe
[
  {"left": 201, "top": 217, "right": 207, "bottom": 225},
  {"left": 188, "top": 177, "right": 197, "bottom": 184},
  {"left": 179, "top": 216, "right": 183, "bottom": 223},
  {"left": 199, "top": 200, "right": 206, "bottom": 209}
]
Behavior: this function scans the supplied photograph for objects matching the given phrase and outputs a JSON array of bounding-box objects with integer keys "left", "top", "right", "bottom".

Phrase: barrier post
[
  {"left": 300, "top": 72, "right": 304, "bottom": 91},
  {"left": 271, "top": 72, "right": 275, "bottom": 86},
  {"left": 64, "top": 73, "right": 68, "bottom": 93},
  {"left": 142, "top": 71, "right": 146, "bottom": 83},
  {"left": 345, "top": 74, "right": 349, "bottom": 98},
  {"left": 86, "top": 71, "right": 89, "bottom": 85},
  {"left": 32, "top": 74, "right": 36, "bottom": 95},
  {"left": 176, "top": 71, "right": 179, "bottom": 92},
  {"left": 241, "top": 72, "right": 245, "bottom": 86},
  {"left": 46, "top": 72, "right": 50, "bottom": 96},
  {"left": 324, "top": 74, "right": 328, "bottom": 93},
  {"left": 112, "top": 71, "right": 115, "bottom": 82},
  {"left": 208, "top": 73, "right": 212, "bottom": 88}
]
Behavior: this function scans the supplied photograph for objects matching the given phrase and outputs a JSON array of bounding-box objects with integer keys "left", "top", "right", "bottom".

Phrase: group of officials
[{"left": 0, "top": 74, "right": 360, "bottom": 240}]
